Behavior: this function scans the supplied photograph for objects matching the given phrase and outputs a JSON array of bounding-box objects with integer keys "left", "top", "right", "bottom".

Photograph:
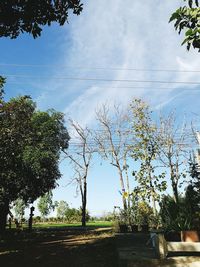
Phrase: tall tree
[
  {"left": 95, "top": 104, "right": 132, "bottom": 212},
  {"left": 130, "top": 99, "right": 166, "bottom": 215},
  {"left": 37, "top": 191, "right": 53, "bottom": 221},
  {"left": 63, "top": 119, "right": 93, "bottom": 227},
  {"left": 0, "top": 0, "right": 83, "bottom": 38},
  {"left": 0, "top": 94, "right": 69, "bottom": 232},
  {"left": 170, "top": 0, "right": 200, "bottom": 51}
]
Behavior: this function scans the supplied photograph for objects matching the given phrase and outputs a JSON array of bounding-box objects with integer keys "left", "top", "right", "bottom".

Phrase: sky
[{"left": 1, "top": 0, "right": 200, "bottom": 217}]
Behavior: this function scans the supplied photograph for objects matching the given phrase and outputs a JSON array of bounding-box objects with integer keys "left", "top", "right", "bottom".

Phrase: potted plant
[{"left": 160, "top": 194, "right": 200, "bottom": 242}]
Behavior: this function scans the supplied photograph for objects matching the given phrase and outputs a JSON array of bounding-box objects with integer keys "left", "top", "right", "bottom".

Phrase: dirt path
[{"left": 0, "top": 228, "right": 118, "bottom": 267}]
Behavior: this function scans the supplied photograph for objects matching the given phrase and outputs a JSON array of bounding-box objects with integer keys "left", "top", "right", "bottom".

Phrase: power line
[
  {"left": 4, "top": 82, "right": 200, "bottom": 91},
  {"left": 1, "top": 63, "right": 200, "bottom": 73},
  {"left": 2, "top": 74, "right": 200, "bottom": 85}
]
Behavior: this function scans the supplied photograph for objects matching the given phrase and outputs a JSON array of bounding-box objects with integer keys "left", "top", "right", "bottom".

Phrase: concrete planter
[
  {"left": 181, "top": 230, "right": 200, "bottom": 242},
  {"left": 154, "top": 232, "right": 200, "bottom": 259}
]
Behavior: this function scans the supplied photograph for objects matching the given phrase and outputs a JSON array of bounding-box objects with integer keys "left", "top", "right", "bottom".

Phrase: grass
[
  {"left": 8, "top": 221, "right": 113, "bottom": 230},
  {"left": 33, "top": 221, "right": 113, "bottom": 229}
]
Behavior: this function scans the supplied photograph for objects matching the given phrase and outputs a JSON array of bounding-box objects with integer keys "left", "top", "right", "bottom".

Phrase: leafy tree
[
  {"left": 37, "top": 191, "right": 53, "bottom": 220},
  {"left": 0, "top": 93, "right": 69, "bottom": 232},
  {"left": 170, "top": 0, "right": 200, "bottom": 51},
  {"left": 13, "top": 198, "right": 26, "bottom": 223},
  {"left": 56, "top": 200, "right": 69, "bottom": 221},
  {"left": 0, "top": 0, "right": 83, "bottom": 39},
  {"left": 130, "top": 99, "right": 166, "bottom": 215}
]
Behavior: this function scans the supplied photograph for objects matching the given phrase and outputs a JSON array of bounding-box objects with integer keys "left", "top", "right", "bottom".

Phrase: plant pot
[
  {"left": 119, "top": 224, "right": 128, "bottom": 233},
  {"left": 181, "top": 230, "right": 199, "bottom": 242},
  {"left": 141, "top": 224, "right": 149, "bottom": 233},
  {"left": 131, "top": 224, "right": 138, "bottom": 232}
]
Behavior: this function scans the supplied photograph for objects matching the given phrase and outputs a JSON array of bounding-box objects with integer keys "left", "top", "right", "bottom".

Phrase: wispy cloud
[{"left": 34, "top": 0, "right": 200, "bottom": 124}]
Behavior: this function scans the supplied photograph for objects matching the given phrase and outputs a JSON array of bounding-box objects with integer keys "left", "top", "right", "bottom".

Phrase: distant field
[
  {"left": 7, "top": 221, "right": 113, "bottom": 230},
  {"left": 32, "top": 221, "right": 113, "bottom": 228}
]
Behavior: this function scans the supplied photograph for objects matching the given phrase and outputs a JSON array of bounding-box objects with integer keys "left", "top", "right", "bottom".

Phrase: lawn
[{"left": 32, "top": 221, "right": 113, "bottom": 229}]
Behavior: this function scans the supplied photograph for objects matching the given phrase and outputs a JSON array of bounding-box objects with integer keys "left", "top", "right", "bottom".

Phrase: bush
[{"left": 159, "top": 190, "right": 200, "bottom": 231}]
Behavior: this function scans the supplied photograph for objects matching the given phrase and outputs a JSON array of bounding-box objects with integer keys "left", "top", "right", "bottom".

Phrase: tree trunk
[
  {"left": 118, "top": 168, "right": 127, "bottom": 211},
  {"left": 172, "top": 180, "right": 179, "bottom": 204},
  {"left": 81, "top": 178, "right": 87, "bottom": 227},
  {"left": 170, "top": 167, "right": 179, "bottom": 204},
  {"left": 0, "top": 201, "right": 9, "bottom": 234}
]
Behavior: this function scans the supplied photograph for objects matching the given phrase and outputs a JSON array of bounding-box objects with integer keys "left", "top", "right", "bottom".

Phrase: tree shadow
[{"left": 0, "top": 228, "right": 118, "bottom": 267}]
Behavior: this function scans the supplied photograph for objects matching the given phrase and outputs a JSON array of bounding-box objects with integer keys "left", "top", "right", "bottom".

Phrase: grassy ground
[
  {"left": 8, "top": 221, "right": 113, "bottom": 230},
  {"left": 0, "top": 227, "right": 118, "bottom": 267},
  {"left": 32, "top": 221, "right": 113, "bottom": 229}
]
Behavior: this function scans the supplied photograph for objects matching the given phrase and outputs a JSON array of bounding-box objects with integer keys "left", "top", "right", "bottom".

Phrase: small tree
[
  {"left": 56, "top": 200, "right": 69, "bottom": 222},
  {"left": 37, "top": 191, "right": 53, "bottom": 221}
]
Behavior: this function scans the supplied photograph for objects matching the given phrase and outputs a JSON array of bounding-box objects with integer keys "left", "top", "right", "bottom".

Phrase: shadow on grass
[{"left": 0, "top": 228, "right": 118, "bottom": 267}]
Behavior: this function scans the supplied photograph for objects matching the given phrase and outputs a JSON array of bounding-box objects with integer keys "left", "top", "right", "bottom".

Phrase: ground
[{"left": 0, "top": 227, "right": 118, "bottom": 267}]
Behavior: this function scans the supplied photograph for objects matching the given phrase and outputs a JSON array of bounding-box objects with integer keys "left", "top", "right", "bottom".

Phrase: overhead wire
[
  {"left": 3, "top": 82, "right": 200, "bottom": 91},
  {"left": 2, "top": 73, "right": 200, "bottom": 85},
  {"left": 1, "top": 63, "right": 200, "bottom": 73}
]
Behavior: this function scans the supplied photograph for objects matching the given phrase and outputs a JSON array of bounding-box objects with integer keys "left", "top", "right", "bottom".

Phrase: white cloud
[{"left": 33, "top": 0, "right": 200, "bottom": 125}]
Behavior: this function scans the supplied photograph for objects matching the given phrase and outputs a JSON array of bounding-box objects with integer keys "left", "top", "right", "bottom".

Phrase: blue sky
[{"left": 1, "top": 0, "right": 200, "bottom": 216}]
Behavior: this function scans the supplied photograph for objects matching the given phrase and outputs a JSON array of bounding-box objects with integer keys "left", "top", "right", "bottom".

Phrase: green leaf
[{"left": 185, "top": 28, "right": 193, "bottom": 36}]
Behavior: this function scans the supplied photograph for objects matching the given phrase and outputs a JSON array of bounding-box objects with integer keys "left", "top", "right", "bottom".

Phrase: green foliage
[
  {"left": 0, "top": 95, "right": 69, "bottom": 216},
  {"left": 0, "top": 76, "right": 6, "bottom": 99},
  {"left": 130, "top": 99, "right": 166, "bottom": 211},
  {"left": 189, "top": 156, "right": 200, "bottom": 197},
  {"left": 37, "top": 191, "right": 53, "bottom": 219},
  {"left": 56, "top": 200, "right": 69, "bottom": 220},
  {"left": 13, "top": 198, "right": 26, "bottom": 220},
  {"left": 55, "top": 200, "right": 90, "bottom": 223},
  {"left": 0, "top": 0, "right": 83, "bottom": 39},
  {"left": 159, "top": 191, "right": 199, "bottom": 231},
  {"left": 130, "top": 192, "right": 155, "bottom": 226},
  {"left": 170, "top": 0, "right": 200, "bottom": 51}
]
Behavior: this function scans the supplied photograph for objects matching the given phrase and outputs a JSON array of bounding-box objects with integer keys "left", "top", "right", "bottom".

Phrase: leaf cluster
[
  {"left": 169, "top": 0, "right": 200, "bottom": 51},
  {"left": 0, "top": 0, "right": 83, "bottom": 38}
]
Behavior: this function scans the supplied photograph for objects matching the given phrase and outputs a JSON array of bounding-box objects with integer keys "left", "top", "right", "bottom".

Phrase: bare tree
[
  {"left": 158, "top": 112, "right": 190, "bottom": 204},
  {"left": 63, "top": 119, "right": 93, "bottom": 227},
  {"left": 95, "top": 104, "right": 132, "bottom": 211}
]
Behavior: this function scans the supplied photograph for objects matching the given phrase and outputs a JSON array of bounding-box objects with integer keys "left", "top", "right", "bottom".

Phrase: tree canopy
[
  {"left": 37, "top": 191, "right": 53, "bottom": 219},
  {"left": 170, "top": 0, "right": 200, "bottom": 51},
  {"left": 0, "top": 0, "right": 83, "bottom": 39},
  {"left": 0, "top": 93, "right": 69, "bottom": 231}
]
